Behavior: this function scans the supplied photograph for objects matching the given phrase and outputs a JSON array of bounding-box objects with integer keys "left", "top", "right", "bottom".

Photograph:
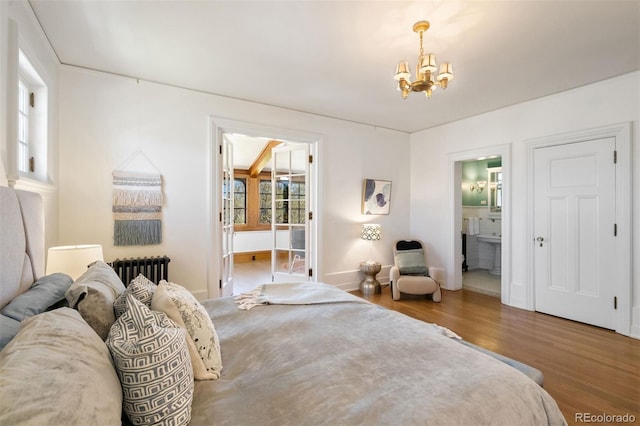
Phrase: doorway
[
  {"left": 448, "top": 144, "right": 511, "bottom": 304},
  {"left": 460, "top": 157, "right": 503, "bottom": 298},
  {"left": 208, "top": 117, "right": 320, "bottom": 299}
]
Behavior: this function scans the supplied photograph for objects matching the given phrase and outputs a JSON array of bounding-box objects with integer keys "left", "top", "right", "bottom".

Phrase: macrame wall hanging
[{"left": 112, "top": 151, "right": 164, "bottom": 246}]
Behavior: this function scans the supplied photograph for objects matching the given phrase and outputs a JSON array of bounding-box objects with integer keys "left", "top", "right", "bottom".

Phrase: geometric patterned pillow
[
  {"left": 151, "top": 280, "right": 222, "bottom": 380},
  {"left": 107, "top": 294, "right": 193, "bottom": 426},
  {"left": 113, "top": 274, "right": 157, "bottom": 319}
]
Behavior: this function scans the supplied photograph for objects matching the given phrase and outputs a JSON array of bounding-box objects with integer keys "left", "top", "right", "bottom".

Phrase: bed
[{"left": 0, "top": 186, "right": 566, "bottom": 425}]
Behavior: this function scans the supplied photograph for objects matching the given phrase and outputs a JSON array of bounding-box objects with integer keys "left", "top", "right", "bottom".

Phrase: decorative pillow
[
  {"left": 395, "top": 248, "right": 429, "bottom": 275},
  {"left": 107, "top": 294, "right": 193, "bottom": 426},
  {"left": 1, "top": 273, "right": 73, "bottom": 321},
  {"left": 113, "top": 273, "right": 157, "bottom": 318},
  {"left": 65, "top": 260, "right": 126, "bottom": 340},
  {"left": 151, "top": 280, "right": 222, "bottom": 380},
  {"left": 0, "top": 308, "right": 122, "bottom": 425},
  {"left": 0, "top": 315, "right": 20, "bottom": 351}
]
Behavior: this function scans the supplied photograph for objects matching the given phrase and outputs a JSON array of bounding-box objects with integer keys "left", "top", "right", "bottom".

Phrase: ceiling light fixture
[{"left": 394, "top": 21, "right": 454, "bottom": 99}]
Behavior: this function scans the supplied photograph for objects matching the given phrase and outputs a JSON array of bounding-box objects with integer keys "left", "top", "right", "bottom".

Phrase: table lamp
[
  {"left": 361, "top": 223, "right": 382, "bottom": 265},
  {"left": 46, "top": 244, "right": 104, "bottom": 280}
]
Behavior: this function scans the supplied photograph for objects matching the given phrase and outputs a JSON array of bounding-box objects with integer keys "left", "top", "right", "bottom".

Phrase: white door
[
  {"left": 271, "top": 144, "right": 311, "bottom": 282},
  {"left": 534, "top": 137, "right": 616, "bottom": 329},
  {"left": 220, "top": 137, "right": 234, "bottom": 297}
]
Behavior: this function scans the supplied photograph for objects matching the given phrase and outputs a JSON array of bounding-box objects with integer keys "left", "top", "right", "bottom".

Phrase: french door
[
  {"left": 220, "top": 136, "right": 234, "bottom": 296},
  {"left": 271, "top": 144, "right": 311, "bottom": 282}
]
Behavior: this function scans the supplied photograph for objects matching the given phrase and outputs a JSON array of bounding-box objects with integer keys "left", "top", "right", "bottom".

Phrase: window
[
  {"left": 274, "top": 179, "right": 305, "bottom": 224},
  {"left": 259, "top": 179, "right": 272, "bottom": 224},
  {"left": 16, "top": 49, "right": 48, "bottom": 182},
  {"left": 17, "top": 80, "right": 29, "bottom": 173},
  {"left": 234, "top": 172, "right": 306, "bottom": 230},
  {"left": 233, "top": 178, "right": 247, "bottom": 224}
]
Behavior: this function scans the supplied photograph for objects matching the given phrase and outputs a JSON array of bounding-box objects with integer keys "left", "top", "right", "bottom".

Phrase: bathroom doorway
[
  {"left": 448, "top": 144, "right": 511, "bottom": 304},
  {"left": 461, "top": 157, "right": 502, "bottom": 297}
]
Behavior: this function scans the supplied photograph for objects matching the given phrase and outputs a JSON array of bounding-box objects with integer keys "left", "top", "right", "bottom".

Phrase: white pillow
[
  {"left": 108, "top": 294, "right": 193, "bottom": 426},
  {"left": 0, "top": 308, "right": 122, "bottom": 425},
  {"left": 152, "top": 280, "right": 222, "bottom": 380}
]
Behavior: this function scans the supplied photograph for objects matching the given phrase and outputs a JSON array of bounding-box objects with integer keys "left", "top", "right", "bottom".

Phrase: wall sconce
[
  {"left": 45, "top": 244, "right": 104, "bottom": 280},
  {"left": 469, "top": 181, "right": 487, "bottom": 193}
]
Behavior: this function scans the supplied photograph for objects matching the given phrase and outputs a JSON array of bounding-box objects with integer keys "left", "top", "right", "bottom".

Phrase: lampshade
[
  {"left": 419, "top": 54, "right": 437, "bottom": 73},
  {"left": 361, "top": 224, "right": 382, "bottom": 241},
  {"left": 437, "top": 63, "right": 454, "bottom": 81},
  {"left": 394, "top": 61, "right": 410, "bottom": 81},
  {"left": 46, "top": 244, "right": 104, "bottom": 280}
]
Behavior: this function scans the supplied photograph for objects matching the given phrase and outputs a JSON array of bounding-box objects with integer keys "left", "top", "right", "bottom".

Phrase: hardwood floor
[{"left": 354, "top": 286, "right": 640, "bottom": 426}]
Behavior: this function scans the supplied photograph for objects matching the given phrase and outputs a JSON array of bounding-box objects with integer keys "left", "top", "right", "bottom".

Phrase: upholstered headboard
[{"left": 0, "top": 186, "right": 44, "bottom": 309}]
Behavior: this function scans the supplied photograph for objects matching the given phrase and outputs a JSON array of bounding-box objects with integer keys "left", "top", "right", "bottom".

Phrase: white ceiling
[{"left": 29, "top": 0, "right": 639, "bottom": 133}]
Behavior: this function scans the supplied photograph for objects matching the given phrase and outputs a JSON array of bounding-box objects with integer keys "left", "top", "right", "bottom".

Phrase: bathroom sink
[
  {"left": 476, "top": 234, "right": 501, "bottom": 244},
  {"left": 475, "top": 235, "right": 501, "bottom": 275}
]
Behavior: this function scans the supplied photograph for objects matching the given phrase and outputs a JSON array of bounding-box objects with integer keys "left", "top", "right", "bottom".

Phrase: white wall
[
  {"left": 409, "top": 72, "right": 640, "bottom": 337},
  {"left": 0, "top": 0, "right": 59, "bottom": 251},
  {"left": 58, "top": 67, "right": 411, "bottom": 298}
]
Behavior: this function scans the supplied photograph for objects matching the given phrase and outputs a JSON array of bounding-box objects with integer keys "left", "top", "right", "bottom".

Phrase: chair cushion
[
  {"left": 396, "top": 275, "right": 438, "bottom": 294},
  {"left": 395, "top": 249, "right": 429, "bottom": 275}
]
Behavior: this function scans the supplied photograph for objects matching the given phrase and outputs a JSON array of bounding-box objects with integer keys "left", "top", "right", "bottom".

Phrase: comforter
[{"left": 191, "top": 283, "right": 566, "bottom": 426}]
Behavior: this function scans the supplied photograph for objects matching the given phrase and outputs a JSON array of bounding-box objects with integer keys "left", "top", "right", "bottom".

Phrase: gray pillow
[
  {"left": 65, "top": 261, "right": 126, "bottom": 340},
  {"left": 1, "top": 273, "right": 73, "bottom": 321},
  {"left": 108, "top": 294, "right": 194, "bottom": 425},
  {"left": 395, "top": 248, "right": 429, "bottom": 275},
  {"left": 0, "top": 308, "right": 122, "bottom": 425},
  {"left": 0, "top": 315, "right": 20, "bottom": 351}
]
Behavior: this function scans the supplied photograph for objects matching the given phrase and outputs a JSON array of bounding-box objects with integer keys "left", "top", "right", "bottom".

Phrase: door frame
[
  {"left": 208, "top": 117, "right": 322, "bottom": 299},
  {"left": 525, "top": 122, "right": 632, "bottom": 336},
  {"left": 448, "top": 143, "right": 512, "bottom": 304}
]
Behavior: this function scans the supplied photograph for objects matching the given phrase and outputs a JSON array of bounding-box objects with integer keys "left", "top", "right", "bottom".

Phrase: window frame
[{"left": 234, "top": 170, "right": 272, "bottom": 232}]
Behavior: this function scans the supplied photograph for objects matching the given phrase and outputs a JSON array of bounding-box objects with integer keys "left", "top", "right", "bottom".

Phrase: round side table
[{"left": 359, "top": 261, "right": 382, "bottom": 295}]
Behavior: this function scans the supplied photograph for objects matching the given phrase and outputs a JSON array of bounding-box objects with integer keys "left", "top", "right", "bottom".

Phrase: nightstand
[{"left": 359, "top": 261, "right": 381, "bottom": 295}]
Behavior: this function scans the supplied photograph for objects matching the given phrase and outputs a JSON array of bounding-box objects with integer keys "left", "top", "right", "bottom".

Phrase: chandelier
[{"left": 394, "top": 21, "right": 454, "bottom": 99}]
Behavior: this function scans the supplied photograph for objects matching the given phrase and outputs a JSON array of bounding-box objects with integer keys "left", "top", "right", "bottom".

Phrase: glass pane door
[
  {"left": 271, "top": 144, "right": 310, "bottom": 282},
  {"left": 221, "top": 137, "right": 234, "bottom": 296}
]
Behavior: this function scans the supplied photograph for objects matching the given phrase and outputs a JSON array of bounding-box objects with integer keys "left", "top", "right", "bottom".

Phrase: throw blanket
[{"left": 235, "top": 282, "right": 365, "bottom": 310}]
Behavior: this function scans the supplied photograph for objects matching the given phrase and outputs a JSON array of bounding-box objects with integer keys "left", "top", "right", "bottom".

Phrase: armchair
[{"left": 390, "top": 240, "right": 442, "bottom": 302}]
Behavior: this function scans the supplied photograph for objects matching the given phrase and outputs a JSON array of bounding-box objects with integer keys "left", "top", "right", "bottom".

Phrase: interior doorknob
[{"left": 536, "top": 236, "right": 544, "bottom": 247}]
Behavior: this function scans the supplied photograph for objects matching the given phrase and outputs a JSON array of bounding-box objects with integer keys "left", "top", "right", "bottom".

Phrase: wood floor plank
[{"left": 353, "top": 287, "right": 640, "bottom": 426}]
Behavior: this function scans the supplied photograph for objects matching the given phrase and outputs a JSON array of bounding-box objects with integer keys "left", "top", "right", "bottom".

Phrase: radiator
[{"left": 109, "top": 256, "right": 170, "bottom": 286}]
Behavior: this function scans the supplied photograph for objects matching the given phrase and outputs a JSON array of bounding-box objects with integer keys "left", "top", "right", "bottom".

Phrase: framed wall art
[{"left": 362, "top": 179, "right": 391, "bottom": 215}]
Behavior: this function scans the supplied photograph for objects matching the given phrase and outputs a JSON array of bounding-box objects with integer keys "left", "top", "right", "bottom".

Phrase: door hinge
[
  {"left": 219, "top": 145, "right": 222, "bottom": 155},
  {"left": 309, "top": 154, "right": 313, "bottom": 163},
  {"left": 219, "top": 279, "right": 222, "bottom": 289},
  {"left": 29, "top": 92, "right": 35, "bottom": 108},
  {"left": 614, "top": 223, "right": 617, "bottom": 236},
  {"left": 614, "top": 296, "right": 617, "bottom": 310},
  {"left": 28, "top": 157, "right": 35, "bottom": 173},
  {"left": 308, "top": 211, "right": 313, "bottom": 220},
  {"left": 219, "top": 212, "right": 222, "bottom": 222},
  {"left": 613, "top": 150, "right": 617, "bottom": 164},
  {"left": 308, "top": 268, "right": 313, "bottom": 277}
]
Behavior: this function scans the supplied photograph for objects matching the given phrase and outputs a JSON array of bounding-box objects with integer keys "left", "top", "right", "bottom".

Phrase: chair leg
[{"left": 432, "top": 287, "right": 442, "bottom": 303}]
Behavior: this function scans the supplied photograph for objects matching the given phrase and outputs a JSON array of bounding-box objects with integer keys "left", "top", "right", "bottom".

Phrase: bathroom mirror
[{"left": 487, "top": 167, "right": 502, "bottom": 217}]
